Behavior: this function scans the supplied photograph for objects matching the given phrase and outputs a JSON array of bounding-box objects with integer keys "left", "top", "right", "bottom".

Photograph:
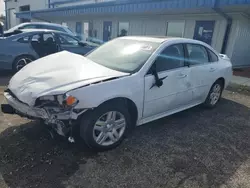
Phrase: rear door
[{"left": 185, "top": 43, "right": 219, "bottom": 103}]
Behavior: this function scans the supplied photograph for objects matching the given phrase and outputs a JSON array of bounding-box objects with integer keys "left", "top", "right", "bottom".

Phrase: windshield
[
  {"left": 64, "top": 27, "right": 75, "bottom": 36},
  {"left": 86, "top": 38, "right": 160, "bottom": 73}
]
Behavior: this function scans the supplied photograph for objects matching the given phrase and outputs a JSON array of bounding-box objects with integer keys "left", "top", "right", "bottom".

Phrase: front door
[
  {"left": 193, "top": 21, "right": 215, "bottom": 45},
  {"left": 103, "top": 21, "right": 112, "bottom": 42},
  {"left": 143, "top": 44, "right": 193, "bottom": 118}
]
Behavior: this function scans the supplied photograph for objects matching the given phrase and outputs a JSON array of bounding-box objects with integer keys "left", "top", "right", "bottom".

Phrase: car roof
[
  {"left": 4, "top": 29, "right": 76, "bottom": 40},
  {"left": 20, "top": 28, "right": 66, "bottom": 34},
  {"left": 19, "top": 22, "right": 68, "bottom": 28},
  {"left": 120, "top": 36, "right": 208, "bottom": 45}
]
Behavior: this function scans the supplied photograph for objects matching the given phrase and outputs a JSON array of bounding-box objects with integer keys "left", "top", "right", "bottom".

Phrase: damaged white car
[{"left": 1, "top": 36, "right": 232, "bottom": 151}]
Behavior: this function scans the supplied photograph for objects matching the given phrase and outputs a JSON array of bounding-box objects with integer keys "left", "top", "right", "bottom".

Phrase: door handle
[
  {"left": 209, "top": 68, "right": 216, "bottom": 72},
  {"left": 178, "top": 74, "right": 187, "bottom": 78}
]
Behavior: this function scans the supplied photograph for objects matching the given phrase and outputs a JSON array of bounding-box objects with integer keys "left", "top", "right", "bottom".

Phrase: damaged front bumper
[{"left": 1, "top": 91, "right": 87, "bottom": 138}]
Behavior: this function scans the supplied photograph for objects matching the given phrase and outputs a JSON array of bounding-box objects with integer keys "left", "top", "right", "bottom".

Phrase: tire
[
  {"left": 203, "top": 80, "right": 223, "bottom": 108},
  {"left": 79, "top": 100, "right": 132, "bottom": 151},
  {"left": 12, "top": 55, "right": 35, "bottom": 72}
]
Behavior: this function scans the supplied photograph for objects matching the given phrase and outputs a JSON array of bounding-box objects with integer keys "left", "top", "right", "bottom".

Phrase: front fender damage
[
  {"left": 42, "top": 106, "right": 88, "bottom": 142},
  {"left": 2, "top": 90, "right": 89, "bottom": 142}
]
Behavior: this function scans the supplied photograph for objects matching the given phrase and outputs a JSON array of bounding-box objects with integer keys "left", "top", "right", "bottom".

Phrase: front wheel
[
  {"left": 79, "top": 101, "right": 132, "bottom": 151},
  {"left": 203, "top": 80, "right": 223, "bottom": 108}
]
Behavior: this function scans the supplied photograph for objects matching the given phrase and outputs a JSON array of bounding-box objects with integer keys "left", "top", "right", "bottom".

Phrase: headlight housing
[
  {"left": 39, "top": 95, "right": 56, "bottom": 101},
  {"left": 63, "top": 94, "right": 78, "bottom": 106},
  {"left": 36, "top": 94, "right": 78, "bottom": 108}
]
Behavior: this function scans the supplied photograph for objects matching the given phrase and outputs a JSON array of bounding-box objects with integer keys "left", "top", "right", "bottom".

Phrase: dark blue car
[{"left": 0, "top": 29, "right": 98, "bottom": 72}]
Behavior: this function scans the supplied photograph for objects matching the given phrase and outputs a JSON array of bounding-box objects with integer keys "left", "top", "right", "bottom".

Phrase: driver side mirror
[
  {"left": 78, "top": 41, "right": 87, "bottom": 47},
  {"left": 150, "top": 63, "right": 163, "bottom": 88}
]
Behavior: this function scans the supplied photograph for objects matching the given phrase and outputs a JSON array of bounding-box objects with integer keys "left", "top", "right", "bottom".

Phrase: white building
[
  {"left": 4, "top": 0, "right": 49, "bottom": 28},
  {"left": 5, "top": 0, "right": 250, "bottom": 67}
]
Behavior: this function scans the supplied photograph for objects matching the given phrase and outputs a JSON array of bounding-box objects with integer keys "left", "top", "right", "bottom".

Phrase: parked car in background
[
  {"left": 1, "top": 36, "right": 232, "bottom": 151},
  {"left": 4, "top": 22, "right": 76, "bottom": 37},
  {"left": 0, "top": 29, "right": 98, "bottom": 72}
]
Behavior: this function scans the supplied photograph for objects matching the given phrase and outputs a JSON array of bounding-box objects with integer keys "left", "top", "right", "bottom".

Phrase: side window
[
  {"left": 58, "top": 34, "right": 79, "bottom": 46},
  {"left": 30, "top": 33, "right": 55, "bottom": 43},
  {"left": 17, "top": 36, "right": 29, "bottom": 43},
  {"left": 31, "top": 34, "right": 40, "bottom": 42},
  {"left": 22, "top": 25, "right": 37, "bottom": 29},
  {"left": 39, "top": 25, "right": 65, "bottom": 32},
  {"left": 186, "top": 44, "right": 209, "bottom": 65},
  {"left": 207, "top": 48, "right": 218, "bottom": 62},
  {"left": 43, "top": 33, "right": 55, "bottom": 42},
  {"left": 49, "top": 26, "right": 65, "bottom": 32},
  {"left": 154, "top": 44, "right": 185, "bottom": 72}
]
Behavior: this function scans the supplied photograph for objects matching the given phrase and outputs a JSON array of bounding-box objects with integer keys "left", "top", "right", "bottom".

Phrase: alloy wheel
[
  {"left": 210, "top": 83, "right": 221, "bottom": 105},
  {"left": 93, "top": 111, "right": 126, "bottom": 146},
  {"left": 16, "top": 58, "right": 33, "bottom": 71}
]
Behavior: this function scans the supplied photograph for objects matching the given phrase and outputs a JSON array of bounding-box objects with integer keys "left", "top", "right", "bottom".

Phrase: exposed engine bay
[{"left": 1, "top": 89, "right": 88, "bottom": 141}]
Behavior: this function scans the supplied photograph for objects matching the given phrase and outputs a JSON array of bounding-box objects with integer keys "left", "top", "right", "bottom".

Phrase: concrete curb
[{"left": 227, "top": 82, "right": 250, "bottom": 95}]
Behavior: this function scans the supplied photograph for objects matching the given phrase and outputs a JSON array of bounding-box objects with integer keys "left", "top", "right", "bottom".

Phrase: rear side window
[
  {"left": 186, "top": 44, "right": 209, "bottom": 65},
  {"left": 20, "top": 25, "right": 37, "bottom": 29},
  {"left": 50, "top": 26, "right": 65, "bottom": 33},
  {"left": 39, "top": 25, "right": 65, "bottom": 32},
  {"left": 207, "top": 49, "right": 218, "bottom": 62},
  {"left": 17, "top": 36, "right": 29, "bottom": 43}
]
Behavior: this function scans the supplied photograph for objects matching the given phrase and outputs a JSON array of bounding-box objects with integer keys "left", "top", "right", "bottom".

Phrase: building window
[
  {"left": 193, "top": 21, "right": 215, "bottom": 45},
  {"left": 19, "top": 5, "right": 30, "bottom": 12},
  {"left": 166, "top": 21, "right": 185, "bottom": 37},
  {"left": 118, "top": 22, "right": 129, "bottom": 37},
  {"left": 19, "top": 5, "right": 30, "bottom": 23}
]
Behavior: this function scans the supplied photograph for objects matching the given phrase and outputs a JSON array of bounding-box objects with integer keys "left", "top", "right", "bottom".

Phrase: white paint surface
[{"left": 8, "top": 51, "right": 129, "bottom": 106}]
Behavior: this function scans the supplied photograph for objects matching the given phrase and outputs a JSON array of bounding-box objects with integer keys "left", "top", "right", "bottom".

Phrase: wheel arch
[
  {"left": 216, "top": 77, "right": 225, "bottom": 89},
  {"left": 12, "top": 54, "right": 36, "bottom": 71},
  {"left": 97, "top": 97, "right": 139, "bottom": 126},
  {"left": 12, "top": 54, "right": 36, "bottom": 65}
]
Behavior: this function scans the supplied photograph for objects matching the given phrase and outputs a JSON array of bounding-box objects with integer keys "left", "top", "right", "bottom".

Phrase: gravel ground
[{"left": 1, "top": 90, "right": 250, "bottom": 188}]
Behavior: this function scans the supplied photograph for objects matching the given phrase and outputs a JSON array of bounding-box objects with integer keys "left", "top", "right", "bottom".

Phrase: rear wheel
[
  {"left": 13, "top": 55, "right": 34, "bottom": 72},
  {"left": 203, "top": 80, "right": 223, "bottom": 108},
  {"left": 79, "top": 101, "right": 132, "bottom": 151}
]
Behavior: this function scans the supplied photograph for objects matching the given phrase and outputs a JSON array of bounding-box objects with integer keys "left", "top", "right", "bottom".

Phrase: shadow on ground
[{"left": 0, "top": 98, "right": 250, "bottom": 188}]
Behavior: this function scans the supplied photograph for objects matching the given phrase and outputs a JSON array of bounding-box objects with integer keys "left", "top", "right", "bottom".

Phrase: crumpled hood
[{"left": 8, "top": 51, "right": 129, "bottom": 106}]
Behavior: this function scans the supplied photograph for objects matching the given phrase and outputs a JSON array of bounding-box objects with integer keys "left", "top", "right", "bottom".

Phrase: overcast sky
[{"left": 0, "top": 0, "right": 5, "bottom": 16}]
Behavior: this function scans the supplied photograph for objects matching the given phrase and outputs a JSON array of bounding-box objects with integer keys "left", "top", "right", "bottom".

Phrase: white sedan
[{"left": 1, "top": 36, "right": 232, "bottom": 151}]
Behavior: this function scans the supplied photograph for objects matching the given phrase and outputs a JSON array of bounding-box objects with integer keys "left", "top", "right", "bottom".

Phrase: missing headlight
[
  {"left": 35, "top": 95, "right": 61, "bottom": 107},
  {"left": 39, "top": 95, "right": 55, "bottom": 101}
]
